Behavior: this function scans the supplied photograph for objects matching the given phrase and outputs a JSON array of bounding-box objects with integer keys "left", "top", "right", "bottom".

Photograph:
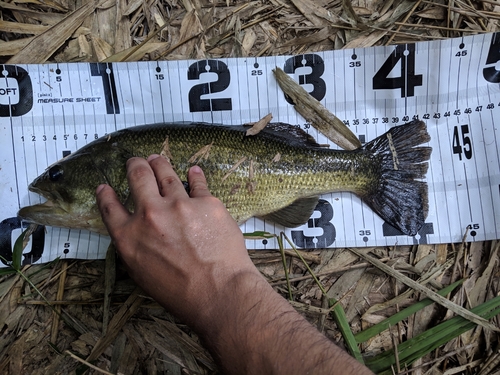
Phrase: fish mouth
[
  {"left": 28, "top": 183, "right": 57, "bottom": 202},
  {"left": 18, "top": 200, "right": 108, "bottom": 235},
  {"left": 18, "top": 184, "right": 69, "bottom": 222},
  {"left": 18, "top": 199, "right": 70, "bottom": 226},
  {"left": 18, "top": 187, "right": 108, "bottom": 235}
]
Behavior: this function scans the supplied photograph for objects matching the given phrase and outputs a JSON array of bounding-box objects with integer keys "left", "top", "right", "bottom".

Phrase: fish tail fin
[{"left": 362, "top": 120, "right": 431, "bottom": 236}]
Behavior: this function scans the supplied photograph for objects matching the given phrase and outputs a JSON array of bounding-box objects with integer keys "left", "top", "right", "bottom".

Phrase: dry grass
[{"left": 1, "top": 0, "right": 500, "bottom": 374}]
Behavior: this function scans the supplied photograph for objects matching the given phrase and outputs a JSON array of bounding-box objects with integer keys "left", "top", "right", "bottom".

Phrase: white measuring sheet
[{"left": 1, "top": 33, "right": 499, "bottom": 264}]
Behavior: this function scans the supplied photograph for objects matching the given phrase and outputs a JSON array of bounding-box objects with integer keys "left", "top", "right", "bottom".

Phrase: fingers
[
  {"left": 148, "top": 154, "right": 187, "bottom": 200},
  {"left": 96, "top": 184, "right": 130, "bottom": 234},
  {"left": 188, "top": 165, "right": 212, "bottom": 198},
  {"left": 125, "top": 157, "right": 165, "bottom": 206}
]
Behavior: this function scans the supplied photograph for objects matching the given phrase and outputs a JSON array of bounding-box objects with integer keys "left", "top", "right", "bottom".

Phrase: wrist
[{"left": 189, "top": 268, "right": 268, "bottom": 337}]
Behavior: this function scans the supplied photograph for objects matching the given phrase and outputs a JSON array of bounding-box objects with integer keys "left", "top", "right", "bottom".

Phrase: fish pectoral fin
[{"left": 260, "top": 196, "right": 319, "bottom": 228}]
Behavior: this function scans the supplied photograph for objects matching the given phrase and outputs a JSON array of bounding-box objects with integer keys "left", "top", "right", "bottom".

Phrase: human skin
[{"left": 96, "top": 154, "right": 373, "bottom": 375}]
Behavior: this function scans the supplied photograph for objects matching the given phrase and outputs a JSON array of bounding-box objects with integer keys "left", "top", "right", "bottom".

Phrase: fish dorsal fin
[
  {"left": 246, "top": 122, "right": 321, "bottom": 148},
  {"left": 260, "top": 196, "right": 319, "bottom": 227}
]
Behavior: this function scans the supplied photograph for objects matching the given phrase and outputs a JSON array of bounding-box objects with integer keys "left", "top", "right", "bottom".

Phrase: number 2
[{"left": 187, "top": 60, "right": 232, "bottom": 112}]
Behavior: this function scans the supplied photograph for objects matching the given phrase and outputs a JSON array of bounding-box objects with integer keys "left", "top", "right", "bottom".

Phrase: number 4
[{"left": 373, "top": 44, "right": 423, "bottom": 97}]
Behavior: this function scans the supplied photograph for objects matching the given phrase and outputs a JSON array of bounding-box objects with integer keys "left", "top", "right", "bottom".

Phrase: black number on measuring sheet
[
  {"left": 467, "top": 223, "right": 480, "bottom": 237},
  {"left": 0, "top": 65, "right": 33, "bottom": 117},
  {"left": 291, "top": 199, "right": 335, "bottom": 249},
  {"left": 373, "top": 44, "right": 423, "bottom": 97},
  {"left": 359, "top": 229, "right": 371, "bottom": 243},
  {"left": 89, "top": 63, "right": 120, "bottom": 115},
  {"left": 452, "top": 124, "right": 473, "bottom": 161},
  {"left": 188, "top": 60, "right": 232, "bottom": 112},
  {"left": 349, "top": 53, "right": 361, "bottom": 68},
  {"left": 0, "top": 217, "right": 45, "bottom": 266},
  {"left": 63, "top": 242, "right": 71, "bottom": 255},
  {"left": 483, "top": 32, "right": 500, "bottom": 83},
  {"left": 283, "top": 54, "right": 326, "bottom": 103}
]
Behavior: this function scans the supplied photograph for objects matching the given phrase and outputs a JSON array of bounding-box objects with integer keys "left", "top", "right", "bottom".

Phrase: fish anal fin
[{"left": 260, "top": 196, "right": 319, "bottom": 228}]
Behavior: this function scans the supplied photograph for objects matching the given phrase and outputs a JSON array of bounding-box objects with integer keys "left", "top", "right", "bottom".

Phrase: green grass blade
[
  {"left": 276, "top": 234, "right": 293, "bottom": 301},
  {"left": 365, "top": 295, "right": 500, "bottom": 373},
  {"left": 0, "top": 267, "right": 16, "bottom": 276},
  {"left": 354, "top": 279, "right": 464, "bottom": 343},
  {"left": 279, "top": 232, "right": 364, "bottom": 364},
  {"left": 328, "top": 298, "right": 365, "bottom": 363},
  {"left": 366, "top": 299, "right": 500, "bottom": 371},
  {"left": 12, "top": 228, "right": 29, "bottom": 271},
  {"left": 242, "top": 231, "right": 275, "bottom": 239}
]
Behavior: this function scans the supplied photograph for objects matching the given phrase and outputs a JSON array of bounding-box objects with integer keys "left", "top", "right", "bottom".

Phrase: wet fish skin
[{"left": 18, "top": 120, "right": 431, "bottom": 236}]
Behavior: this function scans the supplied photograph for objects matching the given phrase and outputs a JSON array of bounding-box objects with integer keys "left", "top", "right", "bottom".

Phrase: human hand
[
  {"left": 95, "top": 154, "right": 259, "bottom": 328},
  {"left": 96, "top": 154, "right": 374, "bottom": 375}
]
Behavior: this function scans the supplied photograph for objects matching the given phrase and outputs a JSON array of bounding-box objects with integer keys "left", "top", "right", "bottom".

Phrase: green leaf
[
  {"left": 365, "top": 295, "right": 500, "bottom": 373},
  {"left": 242, "top": 231, "right": 276, "bottom": 239},
  {"left": 0, "top": 267, "right": 16, "bottom": 276},
  {"left": 12, "top": 228, "right": 29, "bottom": 271},
  {"left": 329, "top": 298, "right": 365, "bottom": 363},
  {"left": 354, "top": 279, "right": 464, "bottom": 343}
]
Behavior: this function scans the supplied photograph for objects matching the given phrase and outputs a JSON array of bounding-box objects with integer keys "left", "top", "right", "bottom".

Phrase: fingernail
[
  {"left": 96, "top": 184, "right": 107, "bottom": 195},
  {"left": 190, "top": 165, "right": 203, "bottom": 174},
  {"left": 147, "top": 154, "right": 161, "bottom": 161}
]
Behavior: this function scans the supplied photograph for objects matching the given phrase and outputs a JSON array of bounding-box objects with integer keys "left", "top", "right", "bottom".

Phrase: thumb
[
  {"left": 188, "top": 165, "right": 212, "bottom": 198},
  {"left": 96, "top": 184, "right": 130, "bottom": 234}
]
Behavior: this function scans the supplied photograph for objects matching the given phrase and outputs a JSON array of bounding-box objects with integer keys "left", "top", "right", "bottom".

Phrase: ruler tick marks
[
  {"left": 463, "top": 164, "right": 474, "bottom": 222},
  {"left": 2, "top": 33, "right": 500, "bottom": 260}
]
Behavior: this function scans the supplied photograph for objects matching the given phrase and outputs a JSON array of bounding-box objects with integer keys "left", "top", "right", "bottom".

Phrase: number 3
[{"left": 291, "top": 199, "right": 336, "bottom": 248}]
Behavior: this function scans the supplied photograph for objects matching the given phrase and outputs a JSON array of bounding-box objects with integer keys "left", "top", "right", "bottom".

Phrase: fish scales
[
  {"left": 100, "top": 124, "right": 376, "bottom": 222},
  {"left": 18, "top": 120, "right": 431, "bottom": 236}
]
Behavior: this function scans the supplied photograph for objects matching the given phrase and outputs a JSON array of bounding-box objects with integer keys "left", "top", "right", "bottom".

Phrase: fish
[{"left": 18, "top": 120, "right": 431, "bottom": 236}]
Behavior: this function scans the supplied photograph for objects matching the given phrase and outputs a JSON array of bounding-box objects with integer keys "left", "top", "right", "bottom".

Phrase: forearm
[
  {"left": 194, "top": 271, "right": 373, "bottom": 375},
  {"left": 96, "top": 158, "right": 372, "bottom": 375}
]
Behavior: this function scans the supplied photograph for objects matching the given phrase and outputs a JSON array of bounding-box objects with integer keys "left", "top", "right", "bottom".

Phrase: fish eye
[{"left": 48, "top": 165, "right": 63, "bottom": 182}]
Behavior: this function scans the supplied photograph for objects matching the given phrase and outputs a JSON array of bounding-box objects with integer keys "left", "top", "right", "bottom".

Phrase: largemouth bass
[{"left": 18, "top": 120, "right": 431, "bottom": 236}]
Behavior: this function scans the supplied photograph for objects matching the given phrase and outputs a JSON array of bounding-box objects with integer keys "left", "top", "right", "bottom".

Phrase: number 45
[{"left": 452, "top": 125, "right": 473, "bottom": 160}]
